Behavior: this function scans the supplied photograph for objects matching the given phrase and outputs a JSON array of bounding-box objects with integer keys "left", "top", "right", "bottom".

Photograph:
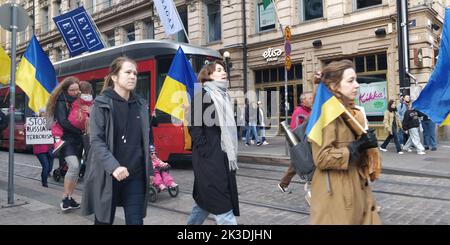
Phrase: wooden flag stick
[{"left": 343, "top": 109, "right": 367, "bottom": 134}]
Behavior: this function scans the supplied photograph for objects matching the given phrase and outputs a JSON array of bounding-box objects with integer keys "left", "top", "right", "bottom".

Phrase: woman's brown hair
[
  {"left": 387, "top": 99, "right": 396, "bottom": 112},
  {"left": 46, "top": 76, "right": 80, "bottom": 119},
  {"left": 101, "top": 57, "right": 137, "bottom": 93},
  {"left": 316, "top": 59, "right": 355, "bottom": 99},
  {"left": 197, "top": 60, "right": 227, "bottom": 83}
]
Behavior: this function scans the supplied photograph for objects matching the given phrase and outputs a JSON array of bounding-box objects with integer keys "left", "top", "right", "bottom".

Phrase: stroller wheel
[
  {"left": 53, "top": 169, "right": 61, "bottom": 182},
  {"left": 149, "top": 186, "right": 158, "bottom": 203},
  {"left": 168, "top": 186, "right": 179, "bottom": 197}
]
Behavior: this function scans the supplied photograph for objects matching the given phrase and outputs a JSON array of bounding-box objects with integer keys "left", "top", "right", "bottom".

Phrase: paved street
[{"left": 1, "top": 138, "right": 450, "bottom": 225}]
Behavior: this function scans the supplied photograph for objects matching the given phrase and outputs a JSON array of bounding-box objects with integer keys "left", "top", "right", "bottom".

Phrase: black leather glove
[{"left": 347, "top": 129, "right": 378, "bottom": 164}]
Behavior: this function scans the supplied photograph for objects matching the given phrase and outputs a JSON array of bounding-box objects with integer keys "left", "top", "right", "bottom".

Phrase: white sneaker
[
  {"left": 262, "top": 141, "right": 269, "bottom": 145},
  {"left": 379, "top": 147, "right": 388, "bottom": 152},
  {"left": 250, "top": 140, "right": 255, "bottom": 145},
  {"left": 398, "top": 151, "right": 404, "bottom": 155},
  {"left": 417, "top": 151, "right": 426, "bottom": 155}
]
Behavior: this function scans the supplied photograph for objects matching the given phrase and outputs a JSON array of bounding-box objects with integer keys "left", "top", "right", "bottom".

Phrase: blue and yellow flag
[
  {"left": 306, "top": 83, "right": 346, "bottom": 146},
  {"left": 413, "top": 8, "right": 450, "bottom": 126},
  {"left": 155, "top": 47, "right": 197, "bottom": 121},
  {"left": 16, "top": 36, "right": 57, "bottom": 113},
  {"left": 0, "top": 46, "right": 11, "bottom": 85}
]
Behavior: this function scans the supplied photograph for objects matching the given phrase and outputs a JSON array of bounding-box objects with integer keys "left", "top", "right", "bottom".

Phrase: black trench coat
[{"left": 188, "top": 88, "right": 239, "bottom": 216}]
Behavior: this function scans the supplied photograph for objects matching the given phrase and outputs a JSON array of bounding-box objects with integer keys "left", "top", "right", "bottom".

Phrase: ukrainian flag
[
  {"left": 16, "top": 36, "right": 57, "bottom": 113},
  {"left": 0, "top": 46, "right": 11, "bottom": 85},
  {"left": 155, "top": 47, "right": 197, "bottom": 121},
  {"left": 306, "top": 82, "right": 346, "bottom": 146},
  {"left": 413, "top": 8, "right": 450, "bottom": 126}
]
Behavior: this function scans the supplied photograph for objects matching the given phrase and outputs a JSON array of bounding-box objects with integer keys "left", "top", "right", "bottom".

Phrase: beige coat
[
  {"left": 383, "top": 110, "right": 402, "bottom": 134},
  {"left": 310, "top": 111, "right": 381, "bottom": 225}
]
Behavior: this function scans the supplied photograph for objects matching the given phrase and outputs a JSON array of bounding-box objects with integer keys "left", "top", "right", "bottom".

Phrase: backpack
[{"left": 289, "top": 116, "right": 315, "bottom": 182}]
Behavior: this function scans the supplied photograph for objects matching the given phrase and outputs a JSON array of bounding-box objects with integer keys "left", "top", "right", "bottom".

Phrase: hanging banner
[
  {"left": 53, "top": 6, "right": 105, "bottom": 57},
  {"left": 356, "top": 81, "right": 388, "bottom": 116}
]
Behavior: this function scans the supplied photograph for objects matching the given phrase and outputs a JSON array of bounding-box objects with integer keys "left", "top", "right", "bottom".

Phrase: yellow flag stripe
[
  {"left": 307, "top": 96, "right": 346, "bottom": 146},
  {"left": 441, "top": 113, "right": 450, "bottom": 126},
  {"left": 0, "top": 47, "right": 11, "bottom": 85},
  {"left": 15, "top": 58, "right": 51, "bottom": 113},
  {"left": 155, "top": 76, "right": 189, "bottom": 121}
]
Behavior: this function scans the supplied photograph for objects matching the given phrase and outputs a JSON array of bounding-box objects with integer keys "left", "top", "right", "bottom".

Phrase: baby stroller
[{"left": 148, "top": 145, "right": 179, "bottom": 203}]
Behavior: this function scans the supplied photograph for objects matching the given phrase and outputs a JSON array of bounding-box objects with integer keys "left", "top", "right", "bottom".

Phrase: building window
[
  {"left": 55, "top": 48, "right": 62, "bottom": 61},
  {"left": 301, "top": 0, "right": 323, "bottom": 21},
  {"left": 206, "top": 0, "right": 221, "bottom": 42},
  {"left": 354, "top": 0, "right": 382, "bottom": 9},
  {"left": 126, "top": 26, "right": 135, "bottom": 42},
  {"left": 54, "top": 0, "right": 61, "bottom": 16},
  {"left": 254, "top": 64, "right": 303, "bottom": 84},
  {"left": 106, "top": 32, "right": 115, "bottom": 46},
  {"left": 105, "top": 0, "right": 113, "bottom": 8},
  {"left": 257, "top": 1, "right": 275, "bottom": 32},
  {"left": 41, "top": 7, "right": 49, "bottom": 33},
  {"left": 176, "top": 7, "right": 188, "bottom": 43},
  {"left": 69, "top": 0, "right": 81, "bottom": 10},
  {"left": 144, "top": 21, "right": 154, "bottom": 39}
]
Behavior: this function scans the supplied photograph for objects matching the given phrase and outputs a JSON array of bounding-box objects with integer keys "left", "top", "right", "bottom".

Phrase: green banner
[{"left": 355, "top": 81, "right": 387, "bottom": 116}]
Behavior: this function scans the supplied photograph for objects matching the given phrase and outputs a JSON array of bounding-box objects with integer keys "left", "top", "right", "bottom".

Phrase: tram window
[
  {"left": 135, "top": 73, "right": 151, "bottom": 104},
  {"left": 0, "top": 92, "right": 26, "bottom": 122}
]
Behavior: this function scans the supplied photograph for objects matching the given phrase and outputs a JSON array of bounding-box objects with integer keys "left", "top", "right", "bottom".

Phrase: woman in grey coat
[{"left": 81, "top": 57, "right": 152, "bottom": 225}]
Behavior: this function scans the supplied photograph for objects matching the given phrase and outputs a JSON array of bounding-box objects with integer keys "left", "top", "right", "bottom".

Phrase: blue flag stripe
[
  {"left": 166, "top": 47, "right": 197, "bottom": 98},
  {"left": 23, "top": 36, "right": 57, "bottom": 93},
  {"left": 305, "top": 83, "right": 333, "bottom": 134}
]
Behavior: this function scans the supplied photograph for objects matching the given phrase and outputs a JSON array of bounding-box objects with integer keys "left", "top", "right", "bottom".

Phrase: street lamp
[{"left": 223, "top": 51, "right": 232, "bottom": 86}]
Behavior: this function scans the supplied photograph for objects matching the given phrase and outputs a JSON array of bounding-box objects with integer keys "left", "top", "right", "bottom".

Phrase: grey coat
[{"left": 81, "top": 93, "right": 152, "bottom": 223}]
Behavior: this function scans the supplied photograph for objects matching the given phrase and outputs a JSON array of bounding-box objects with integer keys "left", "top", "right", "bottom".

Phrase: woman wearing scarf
[{"left": 187, "top": 60, "right": 239, "bottom": 225}]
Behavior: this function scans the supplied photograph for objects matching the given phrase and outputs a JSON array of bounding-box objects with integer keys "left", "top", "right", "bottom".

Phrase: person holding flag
[
  {"left": 187, "top": 60, "right": 239, "bottom": 225},
  {"left": 307, "top": 60, "right": 381, "bottom": 225}
]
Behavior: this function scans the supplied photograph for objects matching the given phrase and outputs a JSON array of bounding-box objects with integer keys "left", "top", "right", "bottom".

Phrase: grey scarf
[{"left": 203, "top": 81, "right": 238, "bottom": 171}]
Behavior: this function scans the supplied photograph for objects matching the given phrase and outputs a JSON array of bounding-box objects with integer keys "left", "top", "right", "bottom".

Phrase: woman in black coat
[{"left": 187, "top": 61, "right": 239, "bottom": 225}]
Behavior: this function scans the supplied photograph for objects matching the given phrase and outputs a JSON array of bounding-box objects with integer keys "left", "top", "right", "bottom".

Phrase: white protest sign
[{"left": 25, "top": 117, "right": 53, "bottom": 144}]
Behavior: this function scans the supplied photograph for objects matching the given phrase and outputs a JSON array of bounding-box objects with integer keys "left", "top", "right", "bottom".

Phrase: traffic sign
[
  {"left": 284, "top": 40, "right": 291, "bottom": 56},
  {"left": 284, "top": 26, "right": 291, "bottom": 40},
  {"left": 0, "top": 3, "right": 29, "bottom": 32},
  {"left": 285, "top": 55, "right": 292, "bottom": 71}
]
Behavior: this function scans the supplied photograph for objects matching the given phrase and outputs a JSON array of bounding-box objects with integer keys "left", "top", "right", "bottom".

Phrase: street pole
[
  {"left": 397, "top": 0, "right": 410, "bottom": 96},
  {"left": 8, "top": 0, "right": 18, "bottom": 205},
  {"left": 241, "top": 1, "right": 247, "bottom": 95}
]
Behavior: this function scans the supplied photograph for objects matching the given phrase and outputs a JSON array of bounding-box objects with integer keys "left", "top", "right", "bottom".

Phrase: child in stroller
[{"left": 148, "top": 145, "right": 179, "bottom": 202}]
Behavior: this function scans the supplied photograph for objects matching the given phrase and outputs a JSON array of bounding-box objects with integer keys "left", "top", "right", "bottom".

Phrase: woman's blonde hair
[
  {"left": 46, "top": 76, "right": 80, "bottom": 119},
  {"left": 101, "top": 57, "right": 137, "bottom": 93},
  {"left": 316, "top": 59, "right": 355, "bottom": 99},
  {"left": 197, "top": 60, "right": 227, "bottom": 83}
]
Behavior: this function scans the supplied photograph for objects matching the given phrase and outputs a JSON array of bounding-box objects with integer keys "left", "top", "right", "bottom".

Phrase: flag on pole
[
  {"left": 413, "top": 8, "right": 450, "bottom": 126},
  {"left": 155, "top": 47, "right": 197, "bottom": 121},
  {"left": 16, "top": 36, "right": 57, "bottom": 113},
  {"left": 306, "top": 83, "right": 346, "bottom": 146},
  {"left": 263, "top": 0, "right": 272, "bottom": 9},
  {"left": 154, "top": 0, "right": 184, "bottom": 35},
  {"left": 0, "top": 46, "right": 11, "bottom": 85}
]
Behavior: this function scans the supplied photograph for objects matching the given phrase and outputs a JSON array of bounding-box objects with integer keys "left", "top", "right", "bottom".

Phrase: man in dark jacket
[{"left": 402, "top": 105, "right": 426, "bottom": 154}]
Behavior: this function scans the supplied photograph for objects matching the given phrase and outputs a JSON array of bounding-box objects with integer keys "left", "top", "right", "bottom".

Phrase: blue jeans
[
  {"left": 36, "top": 152, "right": 54, "bottom": 185},
  {"left": 381, "top": 127, "right": 402, "bottom": 152},
  {"left": 96, "top": 175, "right": 146, "bottom": 225},
  {"left": 187, "top": 203, "right": 237, "bottom": 225},
  {"left": 422, "top": 120, "right": 437, "bottom": 148},
  {"left": 246, "top": 125, "right": 259, "bottom": 144}
]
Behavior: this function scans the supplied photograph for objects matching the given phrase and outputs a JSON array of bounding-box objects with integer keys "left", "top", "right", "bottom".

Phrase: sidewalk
[{"left": 238, "top": 136, "right": 450, "bottom": 178}]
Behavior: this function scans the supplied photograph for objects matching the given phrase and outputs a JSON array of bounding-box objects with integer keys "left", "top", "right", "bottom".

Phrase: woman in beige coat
[
  {"left": 379, "top": 99, "right": 404, "bottom": 154},
  {"left": 310, "top": 60, "right": 381, "bottom": 225}
]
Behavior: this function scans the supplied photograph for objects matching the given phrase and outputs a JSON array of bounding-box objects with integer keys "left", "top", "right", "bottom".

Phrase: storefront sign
[
  {"left": 25, "top": 117, "right": 53, "bottom": 145},
  {"left": 262, "top": 48, "right": 283, "bottom": 62},
  {"left": 355, "top": 81, "right": 387, "bottom": 116}
]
